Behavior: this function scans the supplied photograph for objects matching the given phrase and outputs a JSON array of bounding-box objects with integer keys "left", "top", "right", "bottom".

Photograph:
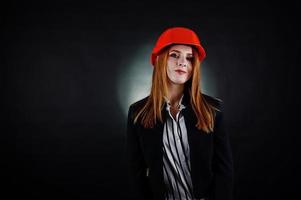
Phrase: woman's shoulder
[
  {"left": 128, "top": 96, "right": 149, "bottom": 112},
  {"left": 201, "top": 93, "right": 223, "bottom": 112}
]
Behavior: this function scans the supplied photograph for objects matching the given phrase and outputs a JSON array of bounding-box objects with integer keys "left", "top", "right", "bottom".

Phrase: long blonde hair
[{"left": 134, "top": 45, "right": 217, "bottom": 133}]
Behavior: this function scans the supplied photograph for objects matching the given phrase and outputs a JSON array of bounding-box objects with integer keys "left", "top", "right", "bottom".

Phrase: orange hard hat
[{"left": 151, "top": 27, "right": 206, "bottom": 66}]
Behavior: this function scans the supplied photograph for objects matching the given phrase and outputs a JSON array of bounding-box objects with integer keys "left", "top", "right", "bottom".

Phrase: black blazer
[{"left": 125, "top": 93, "right": 234, "bottom": 200}]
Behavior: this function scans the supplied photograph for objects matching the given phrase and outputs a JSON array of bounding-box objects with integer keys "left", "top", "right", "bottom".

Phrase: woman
[{"left": 126, "top": 27, "right": 234, "bottom": 200}]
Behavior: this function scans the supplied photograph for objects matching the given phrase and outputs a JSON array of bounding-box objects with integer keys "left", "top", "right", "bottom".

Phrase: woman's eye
[
  {"left": 187, "top": 57, "right": 194, "bottom": 61},
  {"left": 169, "top": 53, "right": 178, "bottom": 58}
]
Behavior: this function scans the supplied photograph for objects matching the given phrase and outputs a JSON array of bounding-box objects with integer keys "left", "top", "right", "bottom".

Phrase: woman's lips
[{"left": 175, "top": 69, "right": 186, "bottom": 75}]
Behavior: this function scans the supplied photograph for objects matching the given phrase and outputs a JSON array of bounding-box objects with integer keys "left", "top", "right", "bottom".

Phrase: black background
[{"left": 1, "top": 0, "right": 300, "bottom": 199}]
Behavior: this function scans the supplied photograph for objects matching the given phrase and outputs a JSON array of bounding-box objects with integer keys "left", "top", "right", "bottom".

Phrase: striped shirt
[{"left": 163, "top": 95, "right": 206, "bottom": 200}]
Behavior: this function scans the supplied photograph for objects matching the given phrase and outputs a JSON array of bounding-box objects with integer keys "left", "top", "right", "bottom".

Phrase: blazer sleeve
[
  {"left": 125, "top": 105, "right": 152, "bottom": 200},
  {"left": 211, "top": 109, "right": 234, "bottom": 200}
]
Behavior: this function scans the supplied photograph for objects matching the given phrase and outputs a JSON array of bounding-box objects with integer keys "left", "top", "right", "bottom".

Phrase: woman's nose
[{"left": 177, "top": 57, "right": 188, "bottom": 67}]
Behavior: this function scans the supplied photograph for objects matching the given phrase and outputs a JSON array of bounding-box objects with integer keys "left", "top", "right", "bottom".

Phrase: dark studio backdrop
[{"left": 1, "top": 0, "right": 300, "bottom": 199}]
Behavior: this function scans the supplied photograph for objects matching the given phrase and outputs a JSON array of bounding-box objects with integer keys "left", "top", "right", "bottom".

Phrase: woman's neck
[{"left": 166, "top": 82, "right": 184, "bottom": 107}]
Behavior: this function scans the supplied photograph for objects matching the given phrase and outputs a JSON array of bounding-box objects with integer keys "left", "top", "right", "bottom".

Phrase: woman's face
[{"left": 166, "top": 45, "right": 193, "bottom": 85}]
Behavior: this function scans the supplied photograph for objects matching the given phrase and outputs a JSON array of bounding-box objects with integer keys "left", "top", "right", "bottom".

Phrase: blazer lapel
[
  {"left": 150, "top": 111, "right": 166, "bottom": 199},
  {"left": 181, "top": 101, "right": 206, "bottom": 197}
]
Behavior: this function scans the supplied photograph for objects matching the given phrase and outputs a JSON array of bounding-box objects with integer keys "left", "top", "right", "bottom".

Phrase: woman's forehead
[{"left": 169, "top": 44, "right": 193, "bottom": 54}]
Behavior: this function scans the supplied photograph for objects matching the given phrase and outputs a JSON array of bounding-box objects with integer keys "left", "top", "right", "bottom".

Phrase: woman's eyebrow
[{"left": 170, "top": 50, "right": 193, "bottom": 56}]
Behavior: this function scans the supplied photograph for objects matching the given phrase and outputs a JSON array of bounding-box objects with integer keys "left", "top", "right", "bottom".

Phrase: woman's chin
[{"left": 170, "top": 79, "right": 188, "bottom": 85}]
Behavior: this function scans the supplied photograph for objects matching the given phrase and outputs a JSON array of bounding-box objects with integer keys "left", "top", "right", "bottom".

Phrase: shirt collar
[{"left": 164, "top": 94, "right": 186, "bottom": 111}]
